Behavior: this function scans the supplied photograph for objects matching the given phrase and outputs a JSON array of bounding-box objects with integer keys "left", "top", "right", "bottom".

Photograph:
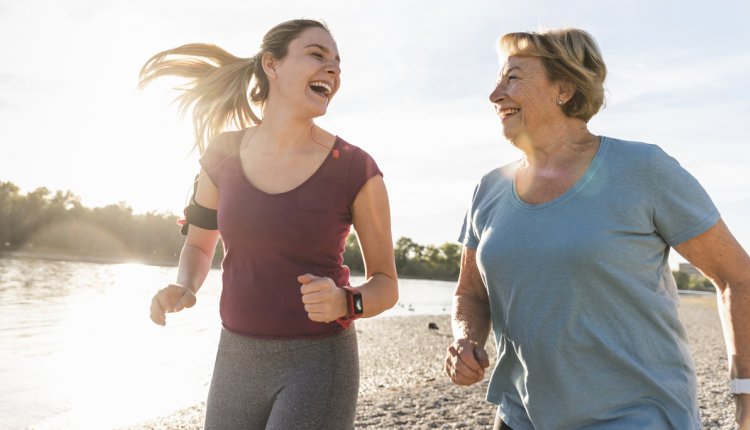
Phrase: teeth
[
  {"left": 309, "top": 81, "right": 332, "bottom": 96},
  {"left": 499, "top": 108, "right": 520, "bottom": 118}
]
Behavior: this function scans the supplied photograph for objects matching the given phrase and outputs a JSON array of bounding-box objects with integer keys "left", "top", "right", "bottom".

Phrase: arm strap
[{"left": 178, "top": 174, "right": 218, "bottom": 236}]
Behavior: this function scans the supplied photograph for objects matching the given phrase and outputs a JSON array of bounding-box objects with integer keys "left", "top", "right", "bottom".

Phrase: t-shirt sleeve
[
  {"left": 198, "top": 132, "right": 237, "bottom": 187},
  {"left": 458, "top": 184, "right": 481, "bottom": 249},
  {"left": 649, "top": 147, "right": 720, "bottom": 246},
  {"left": 346, "top": 147, "right": 383, "bottom": 202}
]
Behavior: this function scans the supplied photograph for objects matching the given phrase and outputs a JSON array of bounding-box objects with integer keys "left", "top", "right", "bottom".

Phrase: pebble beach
[{"left": 123, "top": 294, "right": 737, "bottom": 429}]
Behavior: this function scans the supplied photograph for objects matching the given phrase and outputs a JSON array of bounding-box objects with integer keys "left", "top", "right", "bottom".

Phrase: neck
[
  {"left": 515, "top": 120, "right": 597, "bottom": 169},
  {"left": 252, "top": 106, "right": 316, "bottom": 153}
]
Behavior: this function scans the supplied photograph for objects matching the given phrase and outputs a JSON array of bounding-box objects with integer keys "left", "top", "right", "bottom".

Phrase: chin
[
  {"left": 501, "top": 129, "right": 516, "bottom": 142},
  {"left": 311, "top": 108, "right": 327, "bottom": 119}
]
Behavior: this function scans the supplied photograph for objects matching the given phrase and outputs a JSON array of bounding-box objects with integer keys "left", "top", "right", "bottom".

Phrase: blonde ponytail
[
  {"left": 138, "top": 44, "right": 261, "bottom": 154},
  {"left": 139, "top": 19, "right": 330, "bottom": 154}
]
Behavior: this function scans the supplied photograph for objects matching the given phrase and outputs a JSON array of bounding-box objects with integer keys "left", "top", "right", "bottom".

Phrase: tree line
[
  {"left": 0, "top": 181, "right": 459, "bottom": 279},
  {"left": 0, "top": 180, "right": 715, "bottom": 288}
]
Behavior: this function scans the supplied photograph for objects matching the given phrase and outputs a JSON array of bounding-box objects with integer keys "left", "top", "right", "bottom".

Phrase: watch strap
[
  {"left": 336, "top": 285, "right": 363, "bottom": 328},
  {"left": 730, "top": 379, "right": 750, "bottom": 395}
]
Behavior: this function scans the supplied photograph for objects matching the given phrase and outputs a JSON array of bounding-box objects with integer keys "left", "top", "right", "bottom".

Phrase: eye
[
  {"left": 507, "top": 75, "right": 518, "bottom": 81},
  {"left": 311, "top": 52, "right": 324, "bottom": 59}
]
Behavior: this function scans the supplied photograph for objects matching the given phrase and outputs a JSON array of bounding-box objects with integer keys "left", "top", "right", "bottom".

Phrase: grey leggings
[{"left": 205, "top": 327, "right": 359, "bottom": 430}]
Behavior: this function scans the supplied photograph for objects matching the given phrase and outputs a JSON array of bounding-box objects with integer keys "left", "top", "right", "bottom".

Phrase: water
[{"left": 0, "top": 257, "right": 455, "bottom": 429}]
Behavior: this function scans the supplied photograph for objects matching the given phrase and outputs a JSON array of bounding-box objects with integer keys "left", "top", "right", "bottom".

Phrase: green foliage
[
  {"left": 0, "top": 180, "right": 223, "bottom": 265},
  {"left": 672, "top": 270, "right": 713, "bottom": 292},
  {"left": 344, "top": 234, "right": 460, "bottom": 281},
  {"left": 342, "top": 233, "right": 365, "bottom": 274},
  {"left": 0, "top": 180, "right": 454, "bottom": 277}
]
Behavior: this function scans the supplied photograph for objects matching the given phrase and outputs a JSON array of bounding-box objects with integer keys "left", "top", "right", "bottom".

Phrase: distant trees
[
  {"left": 344, "top": 235, "right": 461, "bottom": 281},
  {"left": 0, "top": 180, "right": 223, "bottom": 266},
  {"left": 672, "top": 270, "right": 713, "bottom": 292},
  {"left": 0, "top": 180, "right": 717, "bottom": 288},
  {"left": 0, "top": 181, "right": 458, "bottom": 279},
  {"left": 394, "top": 237, "right": 460, "bottom": 280}
]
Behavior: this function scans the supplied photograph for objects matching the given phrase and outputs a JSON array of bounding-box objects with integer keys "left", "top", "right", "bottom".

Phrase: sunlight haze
[{"left": 1, "top": 0, "right": 748, "bottom": 253}]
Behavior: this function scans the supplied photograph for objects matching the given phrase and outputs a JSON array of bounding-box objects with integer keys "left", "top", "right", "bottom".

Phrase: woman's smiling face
[
  {"left": 268, "top": 27, "right": 341, "bottom": 118},
  {"left": 489, "top": 56, "right": 564, "bottom": 143}
]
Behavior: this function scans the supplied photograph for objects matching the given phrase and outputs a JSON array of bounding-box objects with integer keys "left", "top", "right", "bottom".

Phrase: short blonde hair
[
  {"left": 138, "top": 19, "right": 330, "bottom": 153},
  {"left": 499, "top": 29, "right": 606, "bottom": 122}
]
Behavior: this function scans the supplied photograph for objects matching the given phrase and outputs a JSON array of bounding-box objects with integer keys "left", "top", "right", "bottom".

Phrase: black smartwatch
[{"left": 336, "top": 285, "right": 363, "bottom": 327}]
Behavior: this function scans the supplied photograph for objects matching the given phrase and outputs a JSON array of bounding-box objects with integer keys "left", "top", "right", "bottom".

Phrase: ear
[
  {"left": 557, "top": 79, "right": 576, "bottom": 104},
  {"left": 261, "top": 52, "right": 278, "bottom": 79}
]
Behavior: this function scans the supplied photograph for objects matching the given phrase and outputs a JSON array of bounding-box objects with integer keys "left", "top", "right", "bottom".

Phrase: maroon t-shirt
[{"left": 200, "top": 131, "right": 382, "bottom": 338}]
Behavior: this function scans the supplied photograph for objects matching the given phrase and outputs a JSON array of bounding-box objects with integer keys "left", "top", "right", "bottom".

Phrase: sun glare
[{"left": 41, "top": 263, "right": 219, "bottom": 428}]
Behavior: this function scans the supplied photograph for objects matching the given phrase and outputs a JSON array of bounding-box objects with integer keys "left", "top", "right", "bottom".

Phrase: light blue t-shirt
[{"left": 459, "top": 137, "right": 719, "bottom": 429}]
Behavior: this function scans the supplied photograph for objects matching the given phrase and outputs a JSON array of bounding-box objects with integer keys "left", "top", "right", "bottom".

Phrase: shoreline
[
  {"left": 0, "top": 249, "right": 184, "bottom": 268},
  {"left": 0, "top": 250, "right": 459, "bottom": 282},
  {"left": 122, "top": 295, "right": 735, "bottom": 429}
]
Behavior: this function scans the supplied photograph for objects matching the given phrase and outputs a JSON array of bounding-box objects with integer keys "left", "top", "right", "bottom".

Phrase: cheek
[{"left": 515, "top": 87, "right": 551, "bottom": 113}]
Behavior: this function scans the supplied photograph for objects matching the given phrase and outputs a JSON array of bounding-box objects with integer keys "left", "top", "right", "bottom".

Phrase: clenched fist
[{"left": 149, "top": 284, "right": 197, "bottom": 326}]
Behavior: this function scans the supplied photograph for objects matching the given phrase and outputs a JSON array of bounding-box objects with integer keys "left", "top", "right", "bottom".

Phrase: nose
[
  {"left": 326, "top": 60, "right": 341, "bottom": 77},
  {"left": 489, "top": 82, "right": 504, "bottom": 104}
]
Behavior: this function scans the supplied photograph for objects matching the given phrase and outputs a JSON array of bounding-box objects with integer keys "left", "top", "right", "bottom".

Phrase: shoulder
[
  {"left": 335, "top": 136, "right": 375, "bottom": 161},
  {"left": 462, "top": 161, "right": 518, "bottom": 209},
  {"left": 203, "top": 130, "right": 244, "bottom": 156},
  {"left": 476, "top": 160, "right": 518, "bottom": 191},
  {"left": 602, "top": 136, "right": 673, "bottom": 164},
  {"left": 335, "top": 136, "right": 382, "bottom": 174}
]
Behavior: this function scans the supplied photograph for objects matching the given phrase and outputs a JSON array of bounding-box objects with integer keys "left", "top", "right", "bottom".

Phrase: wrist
[
  {"left": 180, "top": 284, "right": 196, "bottom": 294},
  {"left": 731, "top": 379, "right": 750, "bottom": 395},
  {"left": 336, "top": 285, "right": 363, "bottom": 328}
]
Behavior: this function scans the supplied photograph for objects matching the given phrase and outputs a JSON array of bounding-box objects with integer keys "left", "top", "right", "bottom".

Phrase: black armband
[{"left": 178, "top": 174, "right": 218, "bottom": 236}]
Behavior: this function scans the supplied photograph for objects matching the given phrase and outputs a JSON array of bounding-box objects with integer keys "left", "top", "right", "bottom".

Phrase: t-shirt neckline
[
  {"left": 510, "top": 136, "right": 610, "bottom": 211},
  {"left": 234, "top": 135, "right": 341, "bottom": 198}
]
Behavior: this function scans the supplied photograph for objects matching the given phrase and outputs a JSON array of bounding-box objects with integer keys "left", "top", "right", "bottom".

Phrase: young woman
[{"left": 140, "top": 19, "right": 398, "bottom": 429}]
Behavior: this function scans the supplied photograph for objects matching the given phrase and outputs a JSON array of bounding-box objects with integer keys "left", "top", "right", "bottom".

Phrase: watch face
[{"left": 353, "top": 294, "right": 364, "bottom": 315}]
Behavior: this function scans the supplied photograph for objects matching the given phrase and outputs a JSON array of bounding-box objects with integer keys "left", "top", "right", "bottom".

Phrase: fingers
[
  {"left": 445, "top": 339, "right": 490, "bottom": 386},
  {"left": 179, "top": 287, "right": 197, "bottom": 309},
  {"left": 297, "top": 273, "right": 318, "bottom": 286},
  {"left": 298, "top": 274, "right": 345, "bottom": 323},
  {"left": 149, "top": 284, "right": 196, "bottom": 326},
  {"left": 150, "top": 294, "right": 166, "bottom": 326},
  {"left": 474, "top": 345, "right": 490, "bottom": 368}
]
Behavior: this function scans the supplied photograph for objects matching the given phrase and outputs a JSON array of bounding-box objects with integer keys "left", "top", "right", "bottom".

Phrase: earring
[{"left": 557, "top": 98, "right": 564, "bottom": 105}]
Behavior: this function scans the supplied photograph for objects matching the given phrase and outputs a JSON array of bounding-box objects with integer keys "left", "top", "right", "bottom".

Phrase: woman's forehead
[
  {"left": 500, "top": 56, "right": 541, "bottom": 73},
  {"left": 291, "top": 27, "right": 339, "bottom": 55}
]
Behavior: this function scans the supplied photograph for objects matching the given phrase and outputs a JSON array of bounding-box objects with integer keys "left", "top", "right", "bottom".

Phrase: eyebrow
[
  {"left": 496, "top": 65, "right": 521, "bottom": 82},
  {"left": 304, "top": 43, "right": 341, "bottom": 62}
]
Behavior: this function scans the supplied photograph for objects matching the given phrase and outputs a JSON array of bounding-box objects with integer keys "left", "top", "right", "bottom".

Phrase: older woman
[{"left": 445, "top": 28, "right": 750, "bottom": 429}]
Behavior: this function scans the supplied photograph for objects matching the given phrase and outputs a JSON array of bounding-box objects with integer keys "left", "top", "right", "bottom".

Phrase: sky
[{"left": 1, "top": 0, "right": 749, "bottom": 259}]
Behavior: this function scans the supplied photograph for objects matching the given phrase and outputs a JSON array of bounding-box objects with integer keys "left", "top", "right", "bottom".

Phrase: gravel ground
[{"left": 123, "top": 294, "right": 737, "bottom": 429}]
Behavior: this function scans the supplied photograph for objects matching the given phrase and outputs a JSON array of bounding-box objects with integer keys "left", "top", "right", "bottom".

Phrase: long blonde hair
[{"left": 138, "top": 19, "right": 330, "bottom": 154}]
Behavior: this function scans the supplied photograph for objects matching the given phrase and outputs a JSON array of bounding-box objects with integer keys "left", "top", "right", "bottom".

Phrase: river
[{"left": 0, "top": 257, "right": 455, "bottom": 429}]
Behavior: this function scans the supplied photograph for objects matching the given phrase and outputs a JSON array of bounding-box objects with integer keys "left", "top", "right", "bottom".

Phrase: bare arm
[
  {"left": 350, "top": 175, "right": 399, "bottom": 317},
  {"left": 149, "top": 170, "right": 220, "bottom": 325},
  {"left": 300, "top": 175, "right": 398, "bottom": 322},
  {"left": 175, "top": 170, "right": 221, "bottom": 294},
  {"left": 445, "top": 247, "right": 492, "bottom": 385},
  {"left": 452, "top": 248, "right": 492, "bottom": 344},
  {"left": 673, "top": 218, "right": 750, "bottom": 427}
]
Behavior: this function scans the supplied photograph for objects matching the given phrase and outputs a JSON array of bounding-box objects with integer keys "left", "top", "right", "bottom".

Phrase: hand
[
  {"left": 298, "top": 274, "right": 347, "bottom": 323},
  {"left": 445, "top": 338, "right": 490, "bottom": 386},
  {"left": 149, "top": 284, "right": 197, "bottom": 326},
  {"left": 738, "top": 393, "right": 750, "bottom": 429}
]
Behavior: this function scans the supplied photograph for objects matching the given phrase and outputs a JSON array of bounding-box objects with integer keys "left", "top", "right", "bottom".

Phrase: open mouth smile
[{"left": 309, "top": 81, "right": 332, "bottom": 99}]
